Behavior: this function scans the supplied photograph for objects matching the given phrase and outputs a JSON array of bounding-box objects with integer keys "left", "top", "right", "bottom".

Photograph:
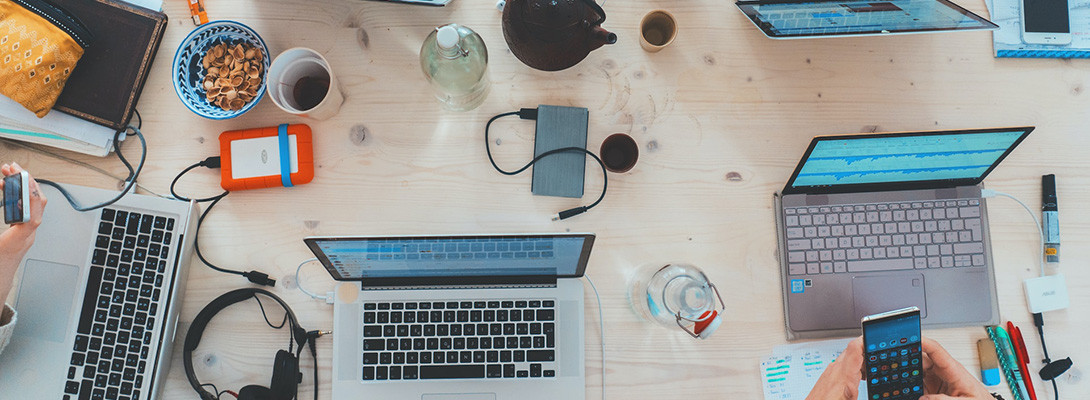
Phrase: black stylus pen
[{"left": 1042, "top": 174, "right": 1059, "bottom": 263}]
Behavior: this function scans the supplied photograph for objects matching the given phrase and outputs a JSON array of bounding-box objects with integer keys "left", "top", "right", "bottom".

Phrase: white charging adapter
[{"left": 1024, "top": 274, "right": 1071, "bottom": 313}]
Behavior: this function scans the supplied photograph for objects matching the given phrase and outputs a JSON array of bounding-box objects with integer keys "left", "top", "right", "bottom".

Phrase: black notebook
[{"left": 51, "top": 0, "right": 167, "bottom": 131}]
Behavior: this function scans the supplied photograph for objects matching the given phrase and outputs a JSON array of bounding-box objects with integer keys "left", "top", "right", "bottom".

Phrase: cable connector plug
[
  {"left": 244, "top": 270, "right": 277, "bottom": 287},
  {"left": 518, "top": 107, "right": 538, "bottom": 120},
  {"left": 981, "top": 189, "right": 998, "bottom": 198},
  {"left": 199, "top": 156, "right": 221, "bottom": 169},
  {"left": 553, "top": 206, "right": 588, "bottom": 221}
]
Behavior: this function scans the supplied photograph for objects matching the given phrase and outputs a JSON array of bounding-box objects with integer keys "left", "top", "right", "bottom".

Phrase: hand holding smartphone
[
  {"left": 862, "top": 307, "right": 924, "bottom": 400},
  {"left": 3, "top": 171, "right": 30, "bottom": 225}
]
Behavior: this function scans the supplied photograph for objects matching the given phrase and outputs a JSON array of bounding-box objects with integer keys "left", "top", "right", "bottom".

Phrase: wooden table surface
[{"left": 2, "top": 0, "right": 1088, "bottom": 398}]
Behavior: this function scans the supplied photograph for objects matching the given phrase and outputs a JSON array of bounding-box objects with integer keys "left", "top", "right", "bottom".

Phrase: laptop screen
[
  {"left": 736, "top": 0, "right": 997, "bottom": 38},
  {"left": 783, "top": 127, "right": 1033, "bottom": 194},
  {"left": 305, "top": 234, "right": 595, "bottom": 284}
]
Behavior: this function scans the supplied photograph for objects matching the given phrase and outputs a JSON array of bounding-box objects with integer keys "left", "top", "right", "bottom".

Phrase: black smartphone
[
  {"left": 862, "top": 306, "right": 924, "bottom": 400},
  {"left": 3, "top": 171, "right": 30, "bottom": 224}
]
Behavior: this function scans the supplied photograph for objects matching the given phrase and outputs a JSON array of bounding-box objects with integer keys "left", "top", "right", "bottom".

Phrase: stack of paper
[
  {"left": 0, "top": 96, "right": 121, "bottom": 157},
  {"left": 760, "top": 338, "right": 867, "bottom": 400}
]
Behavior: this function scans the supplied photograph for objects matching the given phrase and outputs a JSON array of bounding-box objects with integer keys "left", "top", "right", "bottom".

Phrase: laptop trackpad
[
  {"left": 14, "top": 260, "right": 81, "bottom": 343},
  {"left": 422, "top": 394, "right": 496, "bottom": 400},
  {"left": 852, "top": 274, "right": 927, "bottom": 321}
]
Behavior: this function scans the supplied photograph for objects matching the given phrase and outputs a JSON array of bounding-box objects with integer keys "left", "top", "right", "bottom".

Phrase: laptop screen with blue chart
[
  {"left": 736, "top": 0, "right": 998, "bottom": 39},
  {"left": 784, "top": 127, "right": 1033, "bottom": 194},
  {"left": 305, "top": 234, "right": 595, "bottom": 282}
]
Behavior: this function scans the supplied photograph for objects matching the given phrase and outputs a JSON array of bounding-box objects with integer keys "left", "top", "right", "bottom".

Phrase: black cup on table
[{"left": 600, "top": 133, "right": 639, "bottom": 173}]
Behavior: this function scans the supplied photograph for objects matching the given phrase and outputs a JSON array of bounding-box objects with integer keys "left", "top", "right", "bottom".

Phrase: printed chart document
[{"left": 761, "top": 338, "right": 867, "bottom": 400}]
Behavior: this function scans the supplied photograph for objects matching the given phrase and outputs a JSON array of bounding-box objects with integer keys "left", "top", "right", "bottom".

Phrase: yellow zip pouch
[{"left": 0, "top": 0, "right": 92, "bottom": 117}]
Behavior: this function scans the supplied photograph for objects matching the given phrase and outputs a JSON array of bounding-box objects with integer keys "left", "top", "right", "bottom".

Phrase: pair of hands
[
  {"left": 0, "top": 163, "right": 47, "bottom": 303},
  {"left": 807, "top": 337, "right": 993, "bottom": 400}
]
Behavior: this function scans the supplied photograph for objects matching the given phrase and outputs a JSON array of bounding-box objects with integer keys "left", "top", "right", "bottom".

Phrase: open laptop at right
[
  {"left": 774, "top": 127, "right": 1034, "bottom": 339},
  {"left": 736, "top": 0, "right": 998, "bottom": 39}
]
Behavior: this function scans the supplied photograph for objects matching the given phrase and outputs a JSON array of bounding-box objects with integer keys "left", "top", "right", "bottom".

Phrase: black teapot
[{"left": 502, "top": 0, "right": 617, "bottom": 71}]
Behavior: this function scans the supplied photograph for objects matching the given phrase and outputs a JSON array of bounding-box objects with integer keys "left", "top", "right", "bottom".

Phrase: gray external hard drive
[{"left": 532, "top": 105, "right": 589, "bottom": 198}]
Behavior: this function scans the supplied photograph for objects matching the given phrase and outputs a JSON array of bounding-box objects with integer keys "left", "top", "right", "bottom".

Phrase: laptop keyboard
[
  {"left": 64, "top": 208, "right": 175, "bottom": 400},
  {"left": 361, "top": 300, "right": 557, "bottom": 381},
  {"left": 784, "top": 200, "right": 985, "bottom": 276}
]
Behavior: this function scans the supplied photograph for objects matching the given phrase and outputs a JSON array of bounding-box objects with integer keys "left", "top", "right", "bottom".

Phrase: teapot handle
[{"left": 581, "top": 0, "right": 606, "bottom": 25}]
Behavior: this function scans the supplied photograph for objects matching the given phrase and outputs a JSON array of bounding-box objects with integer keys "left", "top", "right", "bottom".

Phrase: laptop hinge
[{"left": 361, "top": 275, "right": 558, "bottom": 290}]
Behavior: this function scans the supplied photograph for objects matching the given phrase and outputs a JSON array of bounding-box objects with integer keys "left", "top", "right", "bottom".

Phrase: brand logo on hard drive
[{"left": 261, "top": 150, "right": 268, "bottom": 163}]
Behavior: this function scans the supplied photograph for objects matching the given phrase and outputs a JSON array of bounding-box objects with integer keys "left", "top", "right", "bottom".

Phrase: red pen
[{"left": 1007, "top": 321, "right": 1038, "bottom": 400}]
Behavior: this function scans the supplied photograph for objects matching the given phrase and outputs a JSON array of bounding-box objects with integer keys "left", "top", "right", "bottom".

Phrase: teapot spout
[{"left": 590, "top": 26, "right": 618, "bottom": 50}]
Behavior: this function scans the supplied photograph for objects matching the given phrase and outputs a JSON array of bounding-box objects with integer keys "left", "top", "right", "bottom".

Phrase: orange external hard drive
[{"left": 219, "top": 124, "right": 314, "bottom": 191}]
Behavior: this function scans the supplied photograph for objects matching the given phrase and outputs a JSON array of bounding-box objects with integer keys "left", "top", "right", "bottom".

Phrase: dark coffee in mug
[
  {"left": 600, "top": 133, "right": 639, "bottom": 173},
  {"left": 292, "top": 75, "right": 330, "bottom": 111}
]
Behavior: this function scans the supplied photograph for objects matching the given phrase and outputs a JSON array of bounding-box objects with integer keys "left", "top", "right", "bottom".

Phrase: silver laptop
[
  {"left": 774, "top": 127, "right": 1034, "bottom": 339},
  {"left": 304, "top": 233, "right": 593, "bottom": 400},
  {"left": 0, "top": 183, "right": 198, "bottom": 399},
  {"left": 736, "top": 0, "right": 998, "bottom": 39}
]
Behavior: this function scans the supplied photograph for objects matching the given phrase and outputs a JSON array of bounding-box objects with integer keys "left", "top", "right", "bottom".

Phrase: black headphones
[{"left": 183, "top": 288, "right": 317, "bottom": 400}]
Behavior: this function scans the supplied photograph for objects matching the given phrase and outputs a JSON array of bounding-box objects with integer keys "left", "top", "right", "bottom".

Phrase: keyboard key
[
  {"left": 420, "top": 365, "right": 485, "bottom": 379},
  {"left": 847, "top": 259, "right": 913, "bottom": 273},
  {"left": 526, "top": 350, "right": 555, "bottom": 362}
]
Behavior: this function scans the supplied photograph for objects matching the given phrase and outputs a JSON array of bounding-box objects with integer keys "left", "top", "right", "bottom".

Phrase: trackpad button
[
  {"left": 14, "top": 260, "right": 81, "bottom": 343},
  {"left": 852, "top": 274, "right": 926, "bottom": 321},
  {"left": 422, "top": 394, "right": 496, "bottom": 400}
]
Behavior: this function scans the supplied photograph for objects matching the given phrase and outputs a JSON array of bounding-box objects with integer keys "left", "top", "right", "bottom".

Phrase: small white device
[
  {"left": 1020, "top": 0, "right": 1072, "bottom": 45},
  {"left": 3, "top": 171, "right": 30, "bottom": 224},
  {"left": 1024, "top": 274, "right": 1071, "bottom": 313}
]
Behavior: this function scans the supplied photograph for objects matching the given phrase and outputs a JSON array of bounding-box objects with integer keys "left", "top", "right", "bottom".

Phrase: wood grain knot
[
  {"left": 703, "top": 55, "right": 716, "bottom": 65},
  {"left": 646, "top": 140, "right": 659, "bottom": 152},
  {"left": 725, "top": 172, "right": 743, "bottom": 182},
  {"left": 304, "top": 220, "right": 320, "bottom": 229},
  {"left": 357, "top": 28, "right": 370, "bottom": 49},
  {"left": 350, "top": 125, "right": 371, "bottom": 146}
]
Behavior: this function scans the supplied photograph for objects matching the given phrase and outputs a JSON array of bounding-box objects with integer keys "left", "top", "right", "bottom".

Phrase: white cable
[
  {"left": 983, "top": 190, "right": 1046, "bottom": 277},
  {"left": 295, "top": 258, "right": 328, "bottom": 300},
  {"left": 583, "top": 275, "right": 606, "bottom": 400}
]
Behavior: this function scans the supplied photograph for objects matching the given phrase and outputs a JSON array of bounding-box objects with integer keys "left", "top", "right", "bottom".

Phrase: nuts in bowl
[
  {"left": 201, "top": 43, "right": 263, "bottom": 111},
  {"left": 172, "top": 20, "right": 269, "bottom": 119}
]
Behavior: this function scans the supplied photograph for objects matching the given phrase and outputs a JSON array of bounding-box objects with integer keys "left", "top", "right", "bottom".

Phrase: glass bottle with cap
[
  {"left": 420, "top": 23, "right": 490, "bottom": 111},
  {"left": 630, "top": 263, "right": 725, "bottom": 339}
]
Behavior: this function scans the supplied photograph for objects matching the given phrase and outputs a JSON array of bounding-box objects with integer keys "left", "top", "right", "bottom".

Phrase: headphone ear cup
[
  {"left": 237, "top": 385, "right": 273, "bottom": 400},
  {"left": 269, "top": 349, "right": 300, "bottom": 399}
]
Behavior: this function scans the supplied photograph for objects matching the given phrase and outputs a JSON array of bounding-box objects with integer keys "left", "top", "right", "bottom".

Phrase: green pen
[{"left": 994, "top": 326, "right": 1031, "bottom": 399}]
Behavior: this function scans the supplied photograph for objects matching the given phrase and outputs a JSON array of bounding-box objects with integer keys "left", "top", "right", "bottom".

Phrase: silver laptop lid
[
  {"left": 304, "top": 234, "right": 595, "bottom": 288},
  {"left": 782, "top": 127, "right": 1034, "bottom": 195},
  {"left": 735, "top": 0, "right": 998, "bottom": 39}
]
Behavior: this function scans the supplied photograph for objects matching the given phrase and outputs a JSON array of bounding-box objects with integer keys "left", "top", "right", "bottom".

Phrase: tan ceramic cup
[{"left": 640, "top": 10, "right": 677, "bottom": 52}]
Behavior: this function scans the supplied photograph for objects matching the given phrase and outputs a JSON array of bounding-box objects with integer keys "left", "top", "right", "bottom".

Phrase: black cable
[
  {"left": 485, "top": 109, "right": 608, "bottom": 220},
  {"left": 132, "top": 108, "right": 142, "bottom": 130},
  {"left": 38, "top": 126, "right": 147, "bottom": 212},
  {"left": 1051, "top": 378, "right": 1058, "bottom": 400},
  {"left": 171, "top": 159, "right": 276, "bottom": 286},
  {"left": 252, "top": 294, "right": 293, "bottom": 354}
]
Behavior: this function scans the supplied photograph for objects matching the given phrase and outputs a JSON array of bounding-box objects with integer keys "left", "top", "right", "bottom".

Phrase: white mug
[{"left": 267, "top": 47, "right": 344, "bottom": 120}]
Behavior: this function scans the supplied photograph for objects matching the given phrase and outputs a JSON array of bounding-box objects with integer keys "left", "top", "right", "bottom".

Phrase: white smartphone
[
  {"left": 3, "top": 171, "right": 30, "bottom": 225},
  {"left": 1021, "top": 0, "right": 1072, "bottom": 45}
]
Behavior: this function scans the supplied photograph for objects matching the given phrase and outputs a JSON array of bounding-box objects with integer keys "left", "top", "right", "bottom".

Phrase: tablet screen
[{"left": 736, "top": 0, "right": 997, "bottom": 38}]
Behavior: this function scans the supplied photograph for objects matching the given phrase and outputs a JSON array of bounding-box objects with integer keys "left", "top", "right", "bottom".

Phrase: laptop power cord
[
  {"left": 583, "top": 275, "right": 606, "bottom": 400},
  {"left": 485, "top": 108, "right": 608, "bottom": 221},
  {"left": 171, "top": 156, "right": 277, "bottom": 287},
  {"left": 295, "top": 257, "right": 335, "bottom": 304},
  {"left": 981, "top": 189, "right": 1073, "bottom": 400}
]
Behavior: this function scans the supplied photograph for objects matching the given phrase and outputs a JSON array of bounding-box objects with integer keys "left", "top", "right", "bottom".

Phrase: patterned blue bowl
[{"left": 172, "top": 21, "right": 270, "bottom": 120}]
